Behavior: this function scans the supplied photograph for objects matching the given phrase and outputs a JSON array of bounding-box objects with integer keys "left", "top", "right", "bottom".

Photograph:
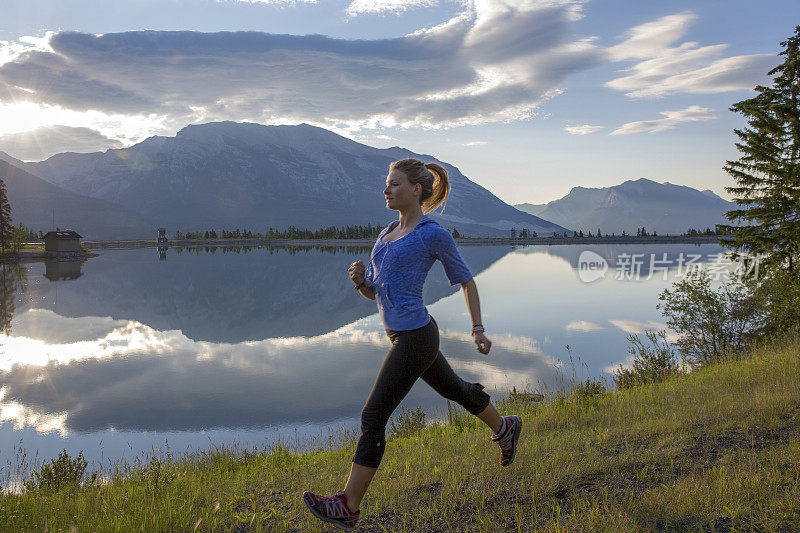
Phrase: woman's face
[{"left": 384, "top": 169, "right": 420, "bottom": 211}]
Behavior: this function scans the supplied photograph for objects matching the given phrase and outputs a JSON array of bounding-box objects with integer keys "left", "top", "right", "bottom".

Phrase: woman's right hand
[
  {"left": 349, "top": 260, "right": 366, "bottom": 286},
  {"left": 473, "top": 331, "right": 492, "bottom": 354}
]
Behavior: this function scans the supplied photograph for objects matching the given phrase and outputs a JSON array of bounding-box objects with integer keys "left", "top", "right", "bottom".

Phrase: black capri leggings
[{"left": 353, "top": 315, "right": 491, "bottom": 468}]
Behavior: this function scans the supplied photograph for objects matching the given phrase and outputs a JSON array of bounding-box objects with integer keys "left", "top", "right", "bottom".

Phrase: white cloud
[
  {"left": 610, "top": 105, "right": 716, "bottom": 135},
  {"left": 219, "top": 0, "right": 317, "bottom": 3},
  {"left": 606, "top": 12, "right": 696, "bottom": 61},
  {"left": 0, "top": 32, "right": 55, "bottom": 66},
  {"left": 0, "top": 101, "right": 166, "bottom": 140},
  {"left": 603, "top": 319, "right": 682, "bottom": 373},
  {"left": 1, "top": 309, "right": 560, "bottom": 434},
  {"left": 0, "top": 125, "right": 124, "bottom": 161},
  {"left": 605, "top": 12, "right": 774, "bottom": 98},
  {"left": 0, "top": 0, "right": 603, "bottom": 143},
  {"left": 564, "top": 124, "right": 603, "bottom": 135},
  {"left": 564, "top": 320, "right": 603, "bottom": 332},
  {"left": 608, "top": 319, "right": 680, "bottom": 343},
  {"left": 462, "top": 140, "right": 487, "bottom": 146},
  {"left": 347, "top": 0, "right": 436, "bottom": 16}
]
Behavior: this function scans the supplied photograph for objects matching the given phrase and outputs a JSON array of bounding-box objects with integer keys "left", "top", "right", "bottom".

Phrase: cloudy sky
[{"left": 0, "top": 0, "right": 796, "bottom": 204}]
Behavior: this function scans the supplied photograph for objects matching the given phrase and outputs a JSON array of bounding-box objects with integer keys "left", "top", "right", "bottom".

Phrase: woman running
[{"left": 302, "top": 158, "right": 521, "bottom": 531}]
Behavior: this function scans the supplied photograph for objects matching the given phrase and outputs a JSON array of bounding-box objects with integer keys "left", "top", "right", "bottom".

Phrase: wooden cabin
[{"left": 43, "top": 230, "right": 83, "bottom": 252}]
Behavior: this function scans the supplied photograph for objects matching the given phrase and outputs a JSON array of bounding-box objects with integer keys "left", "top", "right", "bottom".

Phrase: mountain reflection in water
[{"left": 0, "top": 242, "right": 731, "bottom": 472}]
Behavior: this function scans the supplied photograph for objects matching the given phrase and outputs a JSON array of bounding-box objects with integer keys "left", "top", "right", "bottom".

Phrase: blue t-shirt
[{"left": 364, "top": 214, "right": 473, "bottom": 331}]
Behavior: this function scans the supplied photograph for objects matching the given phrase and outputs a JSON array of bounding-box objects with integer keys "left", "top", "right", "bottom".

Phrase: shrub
[
  {"left": 388, "top": 405, "right": 427, "bottom": 440},
  {"left": 24, "top": 449, "right": 89, "bottom": 492},
  {"left": 657, "top": 267, "right": 765, "bottom": 366},
  {"left": 444, "top": 400, "right": 476, "bottom": 432},
  {"left": 614, "top": 329, "right": 683, "bottom": 390},
  {"left": 507, "top": 386, "right": 544, "bottom": 405},
  {"left": 574, "top": 377, "right": 607, "bottom": 401}
]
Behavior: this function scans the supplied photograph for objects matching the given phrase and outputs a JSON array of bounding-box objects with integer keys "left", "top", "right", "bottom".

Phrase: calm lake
[{"left": 0, "top": 242, "right": 736, "bottom": 481}]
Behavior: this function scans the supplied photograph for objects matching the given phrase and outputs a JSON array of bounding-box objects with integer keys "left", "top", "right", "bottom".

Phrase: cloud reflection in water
[{"left": 0, "top": 309, "right": 557, "bottom": 435}]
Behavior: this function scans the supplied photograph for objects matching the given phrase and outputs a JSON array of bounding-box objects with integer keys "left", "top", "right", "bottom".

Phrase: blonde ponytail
[{"left": 389, "top": 158, "right": 451, "bottom": 215}]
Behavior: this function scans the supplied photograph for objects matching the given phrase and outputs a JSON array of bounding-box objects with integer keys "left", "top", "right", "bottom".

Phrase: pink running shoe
[
  {"left": 491, "top": 415, "right": 522, "bottom": 466},
  {"left": 302, "top": 489, "right": 360, "bottom": 531}
]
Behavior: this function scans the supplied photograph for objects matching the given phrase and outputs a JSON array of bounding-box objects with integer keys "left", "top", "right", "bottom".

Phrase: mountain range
[
  {"left": 0, "top": 122, "right": 567, "bottom": 239},
  {"left": 515, "top": 178, "right": 737, "bottom": 235},
  {"left": 0, "top": 122, "right": 740, "bottom": 240},
  {"left": 0, "top": 160, "right": 152, "bottom": 239}
]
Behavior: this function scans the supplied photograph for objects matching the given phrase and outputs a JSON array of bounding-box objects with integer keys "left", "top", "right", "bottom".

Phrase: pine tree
[
  {"left": 719, "top": 26, "right": 800, "bottom": 274},
  {"left": 0, "top": 264, "right": 16, "bottom": 334},
  {"left": 0, "top": 178, "right": 12, "bottom": 255}
]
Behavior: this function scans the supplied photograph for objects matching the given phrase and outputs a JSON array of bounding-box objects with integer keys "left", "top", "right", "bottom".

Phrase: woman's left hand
[{"left": 473, "top": 332, "right": 491, "bottom": 354}]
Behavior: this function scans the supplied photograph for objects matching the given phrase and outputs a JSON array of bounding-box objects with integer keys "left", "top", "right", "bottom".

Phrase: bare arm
[
  {"left": 461, "top": 277, "right": 491, "bottom": 354},
  {"left": 461, "top": 277, "right": 482, "bottom": 325},
  {"left": 356, "top": 284, "right": 376, "bottom": 300}
]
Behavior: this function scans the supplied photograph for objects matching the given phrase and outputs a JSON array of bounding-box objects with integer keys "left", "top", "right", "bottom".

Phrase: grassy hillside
[{"left": 2, "top": 330, "right": 798, "bottom": 531}]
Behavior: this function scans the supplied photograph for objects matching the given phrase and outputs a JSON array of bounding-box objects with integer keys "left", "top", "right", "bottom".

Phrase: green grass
[
  {"left": 15, "top": 244, "right": 44, "bottom": 253},
  {"left": 2, "top": 330, "right": 799, "bottom": 532}
]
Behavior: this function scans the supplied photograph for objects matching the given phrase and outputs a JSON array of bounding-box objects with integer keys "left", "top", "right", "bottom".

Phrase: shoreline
[
  {"left": 0, "top": 250, "right": 99, "bottom": 264},
  {"left": 80, "top": 235, "right": 732, "bottom": 249},
  {"left": 0, "top": 235, "right": 732, "bottom": 263}
]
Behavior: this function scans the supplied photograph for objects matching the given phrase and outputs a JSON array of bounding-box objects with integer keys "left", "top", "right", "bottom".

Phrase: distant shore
[
  {"left": 0, "top": 235, "right": 732, "bottom": 262},
  {"left": 0, "top": 247, "right": 98, "bottom": 264},
  {"left": 81, "top": 234, "right": 732, "bottom": 249}
]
